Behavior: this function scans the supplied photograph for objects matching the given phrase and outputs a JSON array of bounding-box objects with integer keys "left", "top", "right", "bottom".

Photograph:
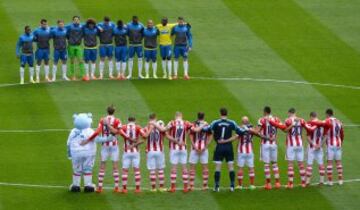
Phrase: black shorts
[{"left": 213, "top": 144, "right": 234, "bottom": 163}]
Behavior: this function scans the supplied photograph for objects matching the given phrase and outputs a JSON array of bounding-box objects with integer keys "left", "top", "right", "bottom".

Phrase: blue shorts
[
  {"left": 144, "top": 49, "right": 157, "bottom": 62},
  {"left": 99, "top": 45, "right": 114, "bottom": 58},
  {"left": 115, "top": 46, "right": 127, "bottom": 62},
  {"left": 159, "top": 45, "right": 172, "bottom": 60},
  {"left": 174, "top": 46, "right": 189, "bottom": 60},
  {"left": 35, "top": 49, "right": 50, "bottom": 61},
  {"left": 53, "top": 49, "right": 67, "bottom": 63},
  {"left": 20, "top": 54, "right": 34, "bottom": 67},
  {"left": 128, "top": 46, "right": 143, "bottom": 59},
  {"left": 84, "top": 49, "right": 97, "bottom": 62}
]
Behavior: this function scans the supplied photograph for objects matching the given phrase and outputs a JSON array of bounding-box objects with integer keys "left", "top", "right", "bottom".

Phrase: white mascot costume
[{"left": 67, "top": 113, "right": 96, "bottom": 192}]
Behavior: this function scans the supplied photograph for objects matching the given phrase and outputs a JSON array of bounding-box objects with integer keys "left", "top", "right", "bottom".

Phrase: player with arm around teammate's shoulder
[{"left": 16, "top": 25, "right": 35, "bottom": 84}]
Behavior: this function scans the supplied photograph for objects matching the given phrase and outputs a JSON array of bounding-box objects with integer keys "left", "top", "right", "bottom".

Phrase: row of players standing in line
[
  {"left": 75, "top": 106, "right": 344, "bottom": 193},
  {"left": 16, "top": 15, "right": 193, "bottom": 84}
]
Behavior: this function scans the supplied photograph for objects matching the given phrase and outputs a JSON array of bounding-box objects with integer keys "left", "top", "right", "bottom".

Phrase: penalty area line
[{"left": 0, "top": 178, "right": 360, "bottom": 191}]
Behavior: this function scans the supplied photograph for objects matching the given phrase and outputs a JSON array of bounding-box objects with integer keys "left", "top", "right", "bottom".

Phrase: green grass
[{"left": 0, "top": 0, "right": 359, "bottom": 209}]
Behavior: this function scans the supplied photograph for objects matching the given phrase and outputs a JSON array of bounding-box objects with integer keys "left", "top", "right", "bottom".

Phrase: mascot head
[{"left": 73, "top": 113, "right": 93, "bottom": 130}]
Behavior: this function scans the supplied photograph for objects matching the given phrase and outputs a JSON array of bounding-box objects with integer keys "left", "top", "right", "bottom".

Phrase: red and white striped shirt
[
  {"left": 190, "top": 120, "right": 211, "bottom": 151},
  {"left": 120, "top": 123, "right": 144, "bottom": 153},
  {"left": 90, "top": 115, "right": 122, "bottom": 146},
  {"left": 324, "top": 117, "right": 344, "bottom": 147},
  {"left": 306, "top": 120, "right": 324, "bottom": 149},
  {"left": 143, "top": 126, "right": 165, "bottom": 152},
  {"left": 285, "top": 117, "right": 306, "bottom": 147},
  {"left": 238, "top": 124, "right": 254, "bottom": 154},
  {"left": 166, "top": 119, "right": 192, "bottom": 151},
  {"left": 257, "top": 116, "right": 279, "bottom": 145}
]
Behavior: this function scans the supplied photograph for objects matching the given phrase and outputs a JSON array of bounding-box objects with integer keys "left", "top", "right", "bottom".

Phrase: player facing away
[
  {"left": 171, "top": 17, "right": 192, "bottom": 80},
  {"left": 126, "top": 16, "right": 145, "bottom": 79},
  {"left": 272, "top": 108, "right": 313, "bottom": 188},
  {"left": 188, "top": 112, "right": 212, "bottom": 191},
  {"left": 50, "top": 20, "right": 69, "bottom": 81},
  {"left": 82, "top": 106, "right": 122, "bottom": 193},
  {"left": 113, "top": 20, "right": 128, "bottom": 80},
  {"left": 310, "top": 109, "right": 344, "bottom": 186},
  {"left": 305, "top": 112, "right": 326, "bottom": 185},
  {"left": 97, "top": 16, "right": 115, "bottom": 79},
  {"left": 255, "top": 106, "right": 281, "bottom": 190},
  {"left": 33, "top": 19, "right": 51, "bottom": 82},
  {"left": 66, "top": 16, "right": 85, "bottom": 80},
  {"left": 142, "top": 114, "right": 167, "bottom": 192},
  {"left": 82, "top": 18, "right": 99, "bottom": 81},
  {"left": 165, "top": 112, "right": 192, "bottom": 193},
  {"left": 197, "top": 108, "right": 248, "bottom": 192},
  {"left": 156, "top": 17, "right": 177, "bottom": 79},
  {"left": 16, "top": 26, "right": 35, "bottom": 84},
  {"left": 143, "top": 20, "right": 160, "bottom": 79},
  {"left": 116, "top": 117, "right": 145, "bottom": 193}
]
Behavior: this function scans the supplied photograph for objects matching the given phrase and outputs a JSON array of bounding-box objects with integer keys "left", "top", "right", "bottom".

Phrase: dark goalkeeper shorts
[{"left": 213, "top": 144, "right": 234, "bottom": 163}]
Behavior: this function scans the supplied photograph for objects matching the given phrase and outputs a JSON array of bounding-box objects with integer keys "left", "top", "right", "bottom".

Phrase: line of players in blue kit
[{"left": 16, "top": 15, "right": 193, "bottom": 84}]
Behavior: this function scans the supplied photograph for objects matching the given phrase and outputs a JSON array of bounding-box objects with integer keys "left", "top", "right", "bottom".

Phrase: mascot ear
[
  {"left": 87, "top": 113, "right": 93, "bottom": 119},
  {"left": 73, "top": 113, "right": 78, "bottom": 119}
]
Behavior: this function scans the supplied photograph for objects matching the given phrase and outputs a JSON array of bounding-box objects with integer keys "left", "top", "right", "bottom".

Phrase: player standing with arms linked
[
  {"left": 171, "top": 17, "right": 192, "bottom": 80},
  {"left": 82, "top": 18, "right": 100, "bottom": 81},
  {"left": 196, "top": 108, "right": 248, "bottom": 192},
  {"left": 143, "top": 20, "right": 160, "bottom": 79},
  {"left": 97, "top": 16, "right": 115, "bottom": 79},
  {"left": 50, "top": 20, "right": 69, "bottom": 82},
  {"left": 126, "top": 16, "right": 144, "bottom": 79},
  {"left": 33, "top": 19, "right": 51, "bottom": 82},
  {"left": 113, "top": 20, "right": 128, "bottom": 80},
  {"left": 66, "top": 16, "right": 85, "bottom": 80},
  {"left": 16, "top": 26, "right": 35, "bottom": 84},
  {"left": 309, "top": 109, "right": 344, "bottom": 186}
]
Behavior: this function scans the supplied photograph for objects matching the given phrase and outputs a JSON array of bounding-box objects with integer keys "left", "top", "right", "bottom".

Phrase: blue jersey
[
  {"left": 203, "top": 118, "right": 246, "bottom": 143},
  {"left": 127, "top": 22, "right": 144, "bottom": 45},
  {"left": 51, "top": 27, "right": 67, "bottom": 50},
  {"left": 143, "top": 27, "right": 159, "bottom": 49},
  {"left": 171, "top": 24, "right": 192, "bottom": 47},
  {"left": 16, "top": 33, "right": 34, "bottom": 56},
  {"left": 66, "top": 23, "right": 84, "bottom": 46},
  {"left": 82, "top": 26, "right": 99, "bottom": 48},
  {"left": 33, "top": 27, "right": 51, "bottom": 49},
  {"left": 113, "top": 26, "right": 128, "bottom": 46},
  {"left": 97, "top": 22, "right": 115, "bottom": 45}
]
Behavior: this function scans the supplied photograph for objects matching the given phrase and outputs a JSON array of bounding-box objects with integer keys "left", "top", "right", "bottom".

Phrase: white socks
[
  {"left": 138, "top": 58, "right": 143, "bottom": 77},
  {"left": 44, "top": 65, "right": 49, "bottom": 79},
  {"left": 29, "top": 67, "right": 34, "bottom": 80},
  {"left": 35, "top": 65, "right": 40, "bottom": 81},
  {"left": 52, "top": 65, "right": 57, "bottom": 81},
  {"left": 162, "top": 60, "right": 167, "bottom": 76},
  {"left": 20, "top": 67, "right": 24, "bottom": 83},
  {"left": 167, "top": 60, "right": 172, "bottom": 77},
  {"left": 109, "top": 60, "right": 113, "bottom": 77},
  {"left": 128, "top": 58, "right": 133, "bottom": 77},
  {"left": 152, "top": 62, "right": 157, "bottom": 77},
  {"left": 62, "top": 64, "right": 68, "bottom": 80},
  {"left": 116, "top": 62, "right": 121, "bottom": 75},
  {"left": 91, "top": 63, "right": 96, "bottom": 77},
  {"left": 85, "top": 63, "right": 89, "bottom": 77},
  {"left": 145, "top": 62, "right": 150, "bottom": 76},
  {"left": 174, "top": 60, "right": 178, "bottom": 76},
  {"left": 121, "top": 62, "right": 127, "bottom": 76},
  {"left": 184, "top": 60, "right": 189, "bottom": 76}
]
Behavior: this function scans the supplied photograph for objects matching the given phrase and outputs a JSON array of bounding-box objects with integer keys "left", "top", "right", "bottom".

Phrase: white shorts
[
  {"left": 307, "top": 147, "right": 324, "bottom": 165},
  {"left": 286, "top": 146, "right": 304, "bottom": 161},
  {"left": 189, "top": 149, "right": 208, "bottom": 164},
  {"left": 237, "top": 152, "right": 254, "bottom": 168},
  {"left": 261, "top": 144, "right": 278, "bottom": 163},
  {"left": 72, "top": 155, "right": 95, "bottom": 174},
  {"left": 147, "top": 151, "right": 165, "bottom": 170},
  {"left": 327, "top": 146, "right": 342, "bottom": 161},
  {"left": 170, "top": 150, "right": 187, "bottom": 165},
  {"left": 122, "top": 152, "right": 140, "bottom": 169},
  {"left": 101, "top": 145, "right": 119, "bottom": 162}
]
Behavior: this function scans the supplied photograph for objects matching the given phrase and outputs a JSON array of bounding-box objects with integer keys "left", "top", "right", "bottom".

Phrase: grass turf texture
[{"left": 0, "top": 0, "right": 359, "bottom": 209}]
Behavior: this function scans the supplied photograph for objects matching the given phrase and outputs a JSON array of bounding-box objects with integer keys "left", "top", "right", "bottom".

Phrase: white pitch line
[
  {"left": 0, "top": 179, "right": 359, "bottom": 191},
  {"left": 0, "top": 76, "right": 359, "bottom": 90}
]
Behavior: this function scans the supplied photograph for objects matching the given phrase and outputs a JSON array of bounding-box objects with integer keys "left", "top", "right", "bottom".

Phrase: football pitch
[{"left": 0, "top": 0, "right": 360, "bottom": 209}]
